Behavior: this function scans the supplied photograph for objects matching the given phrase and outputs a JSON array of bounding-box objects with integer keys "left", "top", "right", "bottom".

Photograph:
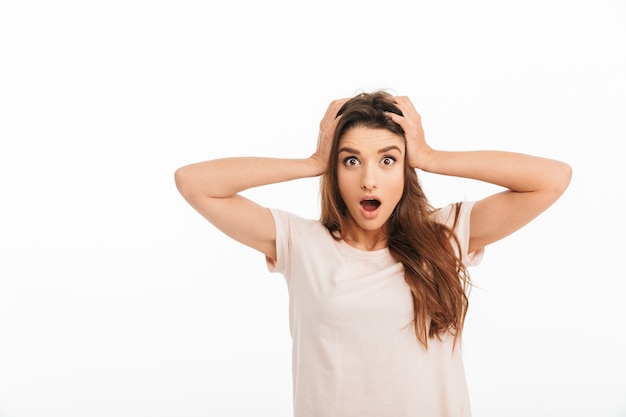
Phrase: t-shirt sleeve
[
  {"left": 265, "top": 208, "right": 291, "bottom": 275},
  {"left": 438, "top": 201, "right": 484, "bottom": 267}
]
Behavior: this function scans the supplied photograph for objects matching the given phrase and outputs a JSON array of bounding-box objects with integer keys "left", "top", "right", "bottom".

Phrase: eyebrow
[{"left": 338, "top": 145, "right": 403, "bottom": 155}]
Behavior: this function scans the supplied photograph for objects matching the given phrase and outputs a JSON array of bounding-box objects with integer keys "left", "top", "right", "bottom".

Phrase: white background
[{"left": 1, "top": 0, "right": 625, "bottom": 416}]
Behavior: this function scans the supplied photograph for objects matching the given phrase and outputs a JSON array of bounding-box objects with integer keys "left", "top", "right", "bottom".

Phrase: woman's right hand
[{"left": 310, "top": 98, "right": 348, "bottom": 175}]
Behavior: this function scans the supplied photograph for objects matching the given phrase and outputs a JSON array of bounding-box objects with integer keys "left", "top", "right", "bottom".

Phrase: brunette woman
[{"left": 175, "top": 91, "right": 571, "bottom": 417}]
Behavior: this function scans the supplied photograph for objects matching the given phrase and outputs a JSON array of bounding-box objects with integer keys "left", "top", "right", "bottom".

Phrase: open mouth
[{"left": 360, "top": 199, "right": 381, "bottom": 212}]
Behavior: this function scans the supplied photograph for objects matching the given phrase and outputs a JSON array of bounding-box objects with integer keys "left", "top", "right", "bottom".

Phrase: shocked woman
[{"left": 174, "top": 91, "right": 571, "bottom": 417}]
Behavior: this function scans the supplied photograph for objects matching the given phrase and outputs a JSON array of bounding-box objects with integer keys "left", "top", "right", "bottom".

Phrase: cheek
[
  {"left": 388, "top": 171, "right": 405, "bottom": 200},
  {"left": 337, "top": 169, "right": 354, "bottom": 194}
]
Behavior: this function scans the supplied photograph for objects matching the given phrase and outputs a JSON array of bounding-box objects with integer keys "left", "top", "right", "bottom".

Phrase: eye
[
  {"left": 343, "top": 156, "right": 360, "bottom": 167},
  {"left": 381, "top": 156, "right": 396, "bottom": 166}
]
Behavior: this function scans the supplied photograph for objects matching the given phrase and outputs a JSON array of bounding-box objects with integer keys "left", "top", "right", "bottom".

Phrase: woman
[{"left": 174, "top": 92, "right": 571, "bottom": 416}]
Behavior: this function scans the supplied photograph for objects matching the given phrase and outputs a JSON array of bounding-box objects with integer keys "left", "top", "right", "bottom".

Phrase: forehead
[{"left": 339, "top": 126, "right": 405, "bottom": 151}]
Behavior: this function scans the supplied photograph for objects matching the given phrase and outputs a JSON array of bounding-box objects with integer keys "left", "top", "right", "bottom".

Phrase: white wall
[{"left": 1, "top": 0, "right": 624, "bottom": 416}]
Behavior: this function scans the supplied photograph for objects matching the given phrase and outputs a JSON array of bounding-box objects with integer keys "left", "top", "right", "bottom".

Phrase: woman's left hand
[{"left": 385, "top": 96, "right": 433, "bottom": 169}]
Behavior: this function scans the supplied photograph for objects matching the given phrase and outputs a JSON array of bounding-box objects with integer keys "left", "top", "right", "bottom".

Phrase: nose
[{"left": 361, "top": 163, "right": 377, "bottom": 191}]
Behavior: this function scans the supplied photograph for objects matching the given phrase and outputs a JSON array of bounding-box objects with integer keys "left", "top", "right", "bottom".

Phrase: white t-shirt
[{"left": 267, "top": 202, "right": 483, "bottom": 417}]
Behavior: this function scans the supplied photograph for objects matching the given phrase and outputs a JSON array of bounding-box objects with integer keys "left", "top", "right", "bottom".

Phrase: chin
[{"left": 354, "top": 216, "right": 391, "bottom": 232}]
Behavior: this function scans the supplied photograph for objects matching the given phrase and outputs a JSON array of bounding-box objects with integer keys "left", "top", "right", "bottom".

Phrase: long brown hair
[{"left": 320, "top": 91, "right": 470, "bottom": 348}]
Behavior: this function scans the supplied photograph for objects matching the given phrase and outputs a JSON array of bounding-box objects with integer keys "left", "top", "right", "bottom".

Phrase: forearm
[
  {"left": 175, "top": 156, "right": 323, "bottom": 198},
  {"left": 417, "top": 149, "right": 572, "bottom": 193}
]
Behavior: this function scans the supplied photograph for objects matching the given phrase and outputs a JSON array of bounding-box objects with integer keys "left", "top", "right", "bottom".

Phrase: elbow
[
  {"left": 555, "top": 161, "right": 573, "bottom": 194},
  {"left": 174, "top": 166, "right": 194, "bottom": 199},
  {"left": 542, "top": 161, "right": 572, "bottom": 204}
]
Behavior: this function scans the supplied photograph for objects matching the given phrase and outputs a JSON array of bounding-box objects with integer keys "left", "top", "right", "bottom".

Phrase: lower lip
[{"left": 359, "top": 204, "right": 380, "bottom": 219}]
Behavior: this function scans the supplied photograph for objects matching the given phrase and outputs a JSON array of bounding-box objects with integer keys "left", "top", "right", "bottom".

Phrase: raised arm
[
  {"left": 387, "top": 97, "right": 572, "bottom": 254},
  {"left": 174, "top": 99, "right": 347, "bottom": 262}
]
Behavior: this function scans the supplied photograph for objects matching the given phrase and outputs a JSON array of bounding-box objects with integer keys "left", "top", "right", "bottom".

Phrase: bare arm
[
  {"left": 174, "top": 99, "right": 347, "bottom": 262},
  {"left": 175, "top": 157, "right": 323, "bottom": 262},
  {"left": 417, "top": 150, "right": 571, "bottom": 253},
  {"left": 387, "top": 97, "right": 572, "bottom": 254}
]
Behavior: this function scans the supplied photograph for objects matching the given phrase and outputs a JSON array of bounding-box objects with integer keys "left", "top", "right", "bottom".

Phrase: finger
[
  {"left": 385, "top": 111, "right": 404, "bottom": 124},
  {"left": 331, "top": 98, "right": 349, "bottom": 117},
  {"left": 394, "top": 96, "right": 420, "bottom": 119},
  {"left": 320, "top": 98, "right": 348, "bottom": 126},
  {"left": 329, "top": 98, "right": 349, "bottom": 114}
]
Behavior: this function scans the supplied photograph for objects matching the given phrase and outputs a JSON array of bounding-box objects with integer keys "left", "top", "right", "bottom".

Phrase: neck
[{"left": 342, "top": 218, "right": 388, "bottom": 251}]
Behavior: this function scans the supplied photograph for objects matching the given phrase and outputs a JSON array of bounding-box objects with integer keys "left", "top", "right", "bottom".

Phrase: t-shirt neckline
[{"left": 336, "top": 239, "right": 391, "bottom": 258}]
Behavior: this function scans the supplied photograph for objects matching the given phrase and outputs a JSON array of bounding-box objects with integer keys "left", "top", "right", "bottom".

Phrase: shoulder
[
  {"left": 267, "top": 208, "right": 336, "bottom": 275},
  {"left": 433, "top": 201, "right": 483, "bottom": 267},
  {"left": 269, "top": 208, "right": 333, "bottom": 249}
]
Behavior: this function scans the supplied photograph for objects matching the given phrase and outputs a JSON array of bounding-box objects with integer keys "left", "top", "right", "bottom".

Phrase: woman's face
[{"left": 337, "top": 125, "right": 405, "bottom": 235}]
